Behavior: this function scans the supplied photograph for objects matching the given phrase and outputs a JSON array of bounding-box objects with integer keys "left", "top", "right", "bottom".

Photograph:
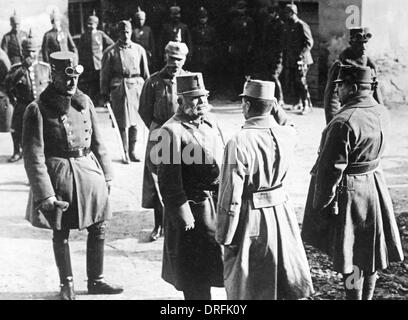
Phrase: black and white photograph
[{"left": 0, "top": 0, "right": 407, "bottom": 303}]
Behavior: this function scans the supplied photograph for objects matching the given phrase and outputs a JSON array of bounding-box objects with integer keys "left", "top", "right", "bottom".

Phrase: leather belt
[
  {"left": 344, "top": 159, "right": 380, "bottom": 175},
  {"left": 47, "top": 147, "right": 91, "bottom": 158}
]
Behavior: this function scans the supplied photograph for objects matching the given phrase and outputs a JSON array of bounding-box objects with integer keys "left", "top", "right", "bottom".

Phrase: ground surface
[{"left": 0, "top": 101, "right": 407, "bottom": 300}]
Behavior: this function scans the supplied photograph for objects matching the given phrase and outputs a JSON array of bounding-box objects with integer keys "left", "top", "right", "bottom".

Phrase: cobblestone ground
[{"left": 0, "top": 101, "right": 407, "bottom": 300}]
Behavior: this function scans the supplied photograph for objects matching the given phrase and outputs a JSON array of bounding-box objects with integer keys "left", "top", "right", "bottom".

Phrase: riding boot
[
  {"left": 53, "top": 237, "right": 75, "bottom": 300},
  {"left": 119, "top": 128, "right": 130, "bottom": 164},
  {"left": 128, "top": 125, "right": 141, "bottom": 162},
  {"left": 149, "top": 206, "right": 163, "bottom": 242},
  {"left": 87, "top": 224, "right": 123, "bottom": 295},
  {"left": 8, "top": 133, "right": 22, "bottom": 162}
]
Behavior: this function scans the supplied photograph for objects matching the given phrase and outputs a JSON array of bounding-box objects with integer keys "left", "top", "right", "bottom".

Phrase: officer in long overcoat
[
  {"left": 216, "top": 79, "right": 314, "bottom": 300},
  {"left": 301, "top": 65, "right": 404, "bottom": 300},
  {"left": 139, "top": 41, "right": 189, "bottom": 241},
  {"left": 41, "top": 12, "right": 78, "bottom": 64},
  {"left": 5, "top": 31, "right": 50, "bottom": 162},
  {"left": 1, "top": 12, "right": 28, "bottom": 65},
  {"left": 324, "top": 27, "right": 383, "bottom": 124},
  {"left": 22, "top": 51, "right": 123, "bottom": 300},
  {"left": 283, "top": 4, "right": 314, "bottom": 113},
  {"left": 157, "top": 73, "right": 224, "bottom": 300},
  {"left": 78, "top": 13, "right": 114, "bottom": 106},
  {"left": 101, "top": 20, "right": 150, "bottom": 163},
  {"left": 131, "top": 7, "right": 156, "bottom": 71}
]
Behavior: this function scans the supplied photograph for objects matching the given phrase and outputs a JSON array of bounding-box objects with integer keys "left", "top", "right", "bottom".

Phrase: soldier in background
[
  {"left": 324, "top": 27, "right": 383, "bottom": 124},
  {"left": 131, "top": 7, "right": 156, "bottom": 71},
  {"left": 42, "top": 11, "right": 78, "bottom": 64},
  {"left": 78, "top": 12, "right": 114, "bottom": 107},
  {"left": 139, "top": 41, "right": 189, "bottom": 242},
  {"left": 1, "top": 12, "right": 28, "bottom": 65},
  {"left": 283, "top": 3, "right": 314, "bottom": 114},
  {"left": 262, "top": 4, "right": 285, "bottom": 106},
  {"left": 227, "top": 0, "right": 255, "bottom": 101},
  {"left": 101, "top": 20, "right": 150, "bottom": 164},
  {"left": 159, "top": 6, "right": 192, "bottom": 65},
  {"left": 5, "top": 31, "right": 50, "bottom": 162},
  {"left": 191, "top": 7, "right": 216, "bottom": 93}
]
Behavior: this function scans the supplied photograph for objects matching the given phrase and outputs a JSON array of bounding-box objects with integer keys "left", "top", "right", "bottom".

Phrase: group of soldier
[{"left": 0, "top": 1, "right": 404, "bottom": 301}]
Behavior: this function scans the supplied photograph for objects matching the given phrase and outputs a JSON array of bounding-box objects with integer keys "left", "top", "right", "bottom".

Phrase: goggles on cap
[
  {"left": 351, "top": 32, "right": 372, "bottom": 42},
  {"left": 54, "top": 65, "right": 84, "bottom": 77}
]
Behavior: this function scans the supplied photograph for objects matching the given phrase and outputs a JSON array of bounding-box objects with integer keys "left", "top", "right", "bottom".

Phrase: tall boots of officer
[
  {"left": 53, "top": 222, "right": 123, "bottom": 300},
  {"left": 8, "top": 131, "right": 22, "bottom": 162},
  {"left": 120, "top": 125, "right": 140, "bottom": 164}
]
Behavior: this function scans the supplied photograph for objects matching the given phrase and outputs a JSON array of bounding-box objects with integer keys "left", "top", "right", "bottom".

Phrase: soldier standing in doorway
[
  {"left": 1, "top": 11, "right": 28, "bottom": 65},
  {"left": 78, "top": 12, "right": 114, "bottom": 107},
  {"left": 101, "top": 20, "right": 150, "bottom": 164},
  {"left": 41, "top": 11, "right": 78, "bottom": 64},
  {"left": 5, "top": 31, "right": 51, "bottom": 162},
  {"left": 131, "top": 7, "right": 156, "bottom": 72},
  {"left": 283, "top": 3, "right": 314, "bottom": 114},
  {"left": 324, "top": 27, "right": 383, "bottom": 124},
  {"left": 139, "top": 41, "right": 189, "bottom": 242}
]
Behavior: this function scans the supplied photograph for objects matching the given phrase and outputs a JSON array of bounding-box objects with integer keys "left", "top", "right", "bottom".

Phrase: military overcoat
[
  {"left": 157, "top": 111, "right": 225, "bottom": 291},
  {"left": 101, "top": 41, "right": 149, "bottom": 128},
  {"left": 216, "top": 115, "right": 314, "bottom": 300},
  {"left": 301, "top": 94, "right": 403, "bottom": 274},
  {"left": 22, "top": 85, "right": 113, "bottom": 230}
]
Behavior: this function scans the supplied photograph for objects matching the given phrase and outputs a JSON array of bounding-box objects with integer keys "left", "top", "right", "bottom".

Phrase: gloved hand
[{"left": 41, "top": 196, "right": 57, "bottom": 211}]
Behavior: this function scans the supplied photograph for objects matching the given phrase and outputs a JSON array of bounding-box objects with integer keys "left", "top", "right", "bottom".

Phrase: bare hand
[{"left": 184, "top": 221, "right": 195, "bottom": 231}]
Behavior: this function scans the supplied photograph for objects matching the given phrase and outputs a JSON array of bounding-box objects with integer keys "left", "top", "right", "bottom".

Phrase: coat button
[{"left": 81, "top": 110, "right": 85, "bottom": 114}]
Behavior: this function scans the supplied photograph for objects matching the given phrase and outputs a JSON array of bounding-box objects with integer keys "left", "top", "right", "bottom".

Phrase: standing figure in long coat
[
  {"left": 301, "top": 65, "right": 403, "bottom": 300},
  {"left": 139, "top": 41, "right": 189, "bottom": 241},
  {"left": 131, "top": 7, "right": 156, "bottom": 71},
  {"left": 22, "top": 51, "right": 123, "bottom": 300},
  {"left": 41, "top": 12, "right": 78, "bottom": 64},
  {"left": 283, "top": 4, "right": 314, "bottom": 114},
  {"left": 78, "top": 13, "right": 114, "bottom": 107},
  {"left": 158, "top": 73, "right": 224, "bottom": 300},
  {"left": 1, "top": 12, "right": 28, "bottom": 65},
  {"left": 216, "top": 79, "right": 314, "bottom": 300},
  {"left": 5, "top": 32, "right": 50, "bottom": 162},
  {"left": 324, "top": 27, "right": 383, "bottom": 124},
  {"left": 101, "top": 20, "right": 150, "bottom": 164}
]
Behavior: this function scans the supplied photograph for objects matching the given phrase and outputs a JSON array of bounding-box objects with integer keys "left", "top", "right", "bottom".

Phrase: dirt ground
[{"left": 0, "top": 101, "right": 407, "bottom": 300}]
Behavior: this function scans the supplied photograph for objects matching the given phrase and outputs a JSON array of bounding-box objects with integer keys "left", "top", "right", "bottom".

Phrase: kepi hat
[
  {"left": 177, "top": 73, "right": 209, "bottom": 97},
  {"left": 333, "top": 65, "right": 374, "bottom": 84},
  {"left": 240, "top": 79, "right": 276, "bottom": 100},
  {"left": 349, "top": 27, "right": 372, "bottom": 43},
  {"left": 50, "top": 51, "right": 83, "bottom": 77}
]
